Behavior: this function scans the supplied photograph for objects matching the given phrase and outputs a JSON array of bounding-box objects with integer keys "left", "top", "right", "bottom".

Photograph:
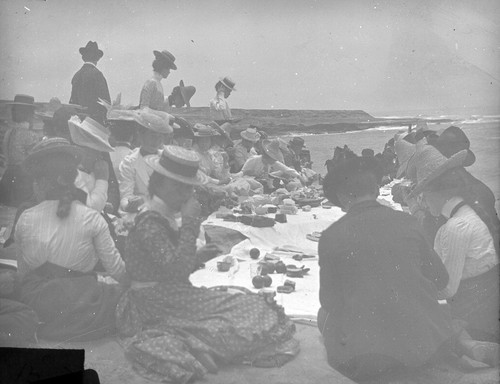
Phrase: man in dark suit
[{"left": 70, "top": 41, "right": 110, "bottom": 124}]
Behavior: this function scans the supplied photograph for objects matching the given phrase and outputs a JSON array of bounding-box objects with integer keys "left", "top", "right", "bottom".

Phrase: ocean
[{"left": 293, "top": 118, "right": 500, "bottom": 213}]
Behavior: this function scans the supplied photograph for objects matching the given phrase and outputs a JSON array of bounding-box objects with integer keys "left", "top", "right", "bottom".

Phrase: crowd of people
[{"left": 0, "top": 41, "right": 498, "bottom": 383}]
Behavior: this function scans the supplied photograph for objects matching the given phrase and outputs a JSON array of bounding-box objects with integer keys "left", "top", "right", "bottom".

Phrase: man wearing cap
[
  {"left": 231, "top": 127, "right": 259, "bottom": 173},
  {"left": 70, "top": 41, "right": 111, "bottom": 124},
  {"left": 167, "top": 80, "right": 196, "bottom": 108},
  {"left": 210, "top": 76, "right": 236, "bottom": 123},
  {"left": 118, "top": 110, "right": 172, "bottom": 213},
  {"left": 139, "top": 50, "right": 177, "bottom": 111}
]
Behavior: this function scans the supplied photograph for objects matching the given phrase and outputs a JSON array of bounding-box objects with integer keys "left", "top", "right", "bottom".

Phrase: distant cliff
[{"left": 170, "top": 107, "right": 450, "bottom": 135}]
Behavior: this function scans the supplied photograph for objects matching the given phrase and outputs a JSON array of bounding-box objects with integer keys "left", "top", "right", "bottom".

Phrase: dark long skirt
[
  {"left": 448, "top": 265, "right": 499, "bottom": 342},
  {"left": 19, "top": 263, "right": 123, "bottom": 341}
]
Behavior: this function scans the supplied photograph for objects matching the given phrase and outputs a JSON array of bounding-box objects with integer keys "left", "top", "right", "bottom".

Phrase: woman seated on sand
[
  {"left": 118, "top": 110, "right": 172, "bottom": 213},
  {"left": 116, "top": 145, "right": 298, "bottom": 383},
  {"left": 240, "top": 139, "right": 304, "bottom": 192},
  {"left": 67, "top": 115, "right": 120, "bottom": 213},
  {"left": 408, "top": 144, "right": 499, "bottom": 342},
  {"left": 318, "top": 156, "right": 498, "bottom": 381},
  {"left": 14, "top": 138, "right": 127, "bottom": 341},
  {"left": 192, "top": 123, "right": 231, "bottom": 185}
]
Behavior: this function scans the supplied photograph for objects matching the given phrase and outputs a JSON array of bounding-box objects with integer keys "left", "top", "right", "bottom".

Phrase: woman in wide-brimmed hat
[
  {"left": 240, "top": 139, "right": 303, "bottom": 191},
  {"left": 118, "top": 109, "right": 172, "bottom": 213},
  {"left": 430, "top": 125, "right": 499, "bottom": 235},
  {"left": 68, "top": 115, "right": 121, "bottom": 213},
  {"left": 14, "top": 137, "right": 126, "bottom": 341},
  {"left": 409, "top": 144, "right": 499, "bottom": 342},
  {"left": 0, "top": 94, "right": 42, "bottom": 207},
  {"left": 231, "top": 127, "right": 259, "bottom": 173},
  {"left": 139, "top": 49, "right": 177, "bottom": 111},
  {"left": 115, "top": 145, "right": 297, "bottom": 382}
]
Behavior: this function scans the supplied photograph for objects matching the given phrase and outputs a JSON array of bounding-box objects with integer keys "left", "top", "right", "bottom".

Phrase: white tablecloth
[{"left": 191, "top": 186, "right": 403, "bottom": 319}]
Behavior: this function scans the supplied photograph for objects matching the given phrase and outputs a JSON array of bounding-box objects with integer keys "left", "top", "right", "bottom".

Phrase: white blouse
[
  {"left": 15, "top": 200, "right": 125, "bottom": 281},
  {"left": 435, "top": 196, "right": 498, "bottom": 299}
]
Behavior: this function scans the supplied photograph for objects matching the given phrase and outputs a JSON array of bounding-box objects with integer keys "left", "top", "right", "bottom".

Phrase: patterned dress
[{"left": 116, "top": 210, "right": 298, "bottom": 383}]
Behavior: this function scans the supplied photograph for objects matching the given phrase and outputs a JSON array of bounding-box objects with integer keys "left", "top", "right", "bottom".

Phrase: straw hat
[
  {"left": 68, "top": 116, "right": 114, "bottom": 152},
  {"left": 262, "top": 139, "right": 284, "bottom": 163},
  {"left": 24, "top": 137, "right": 81, "bottom": 171},
  {"left": 394, "top": 138, "right": 416, "bottom": 178},
  {"left": 178, "top": 80, "right": 196, "bottom": 107},
  {"left": 219, "top": 76, "right": 236, "bottom": 91},
  {"left": 79, "top": 41, "right": 103, "bottom": 60},
  {"left": 408, "top": 145, "right": 468, "bottom": 198},
  {"left": 145, "top": 145, "right": 207, "bottom": 186},
  {"left": 153, "top": 50, "right": 177, "bottom": 70},
  {"left": 240, "top": 127, "right": 260, "bottom": 142},
  {"left": 106, "top": 108, "right": 138, "bottom": 122},
  {"left": 432, "top": 126, "right": 476, "bottom": 167},
  {"left": 5, "top": 94, "right": 36, "bottom": 107},
  {"left": 193, "top": 123, "right": 220, "bottom": 137},
  {"left": 36, "top": 98, "right": 87, "bottom": 120},
  {"left": 134, "top": 109, "right": 173, "bottom": 134}
]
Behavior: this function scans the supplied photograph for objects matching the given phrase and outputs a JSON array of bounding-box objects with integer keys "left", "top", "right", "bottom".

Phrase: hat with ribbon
[
  {"left": 408, "top": 144, "right": 468, "bottom": 198},
  {"left": 145, "top": 145, "right": 207, "bottom": 186},
  {"left": 240, "top": 127, "right": 260, "bottom": 143},
  {"left": 219, "top": 76, "right": 236, "bottom": 91},
  {"left": 262, "top": 139, "right": 284, "bottom": 163},
  {"left": 432, "top": 125, "right": 476, "bottom": 167},
  {"left": 394, "top": 138, "right": 417, "bottom": 178},
  {"left": 79, "top": 41, "right": 103, "bottom": 60},
  {"left": 6, "top": 94, "right": 36, "bottom": 107},
  {"left": 153, "top": 50, "right": 177, "bottom": 70},
  {"left": 68, "top": 116, "right": 114, "bottom": 152},
  {"left": 134, "top": 108, "right": 174, "bottom": 134},
  {"left": 178, "top": 80, "right": 196, "bottom": 107},
  {"left": 24, "top": 137, "right": 82, "bottom": 172},
  {"left": 193, "top": 123, "right": 220, "bottom": 137}
]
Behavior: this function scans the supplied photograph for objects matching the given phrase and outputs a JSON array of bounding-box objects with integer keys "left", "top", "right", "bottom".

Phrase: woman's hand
[{"left": 181, "top": 196, "right": 202, "bottom": 219}]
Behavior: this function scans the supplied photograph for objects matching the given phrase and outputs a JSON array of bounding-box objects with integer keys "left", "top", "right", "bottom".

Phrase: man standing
[{"left": 70, "top": 41, "right": 110, "bottom": 124}]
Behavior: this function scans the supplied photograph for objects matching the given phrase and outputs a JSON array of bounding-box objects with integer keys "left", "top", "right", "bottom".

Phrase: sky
[{"left": 0, "top": 0, "right": 499, "bottom": 114}]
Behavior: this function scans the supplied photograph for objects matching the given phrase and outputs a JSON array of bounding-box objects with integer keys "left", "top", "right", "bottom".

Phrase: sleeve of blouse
[
  {"left": 138, "top": 215, "right": 202, "bottom": 282},
  {"left": 139, "top": 81, "right": 154, "bottom": 109},
  {"left": 437, "top": 218, "right": 473, "bottom": 299},
  {"left": 210, "top": 95, "right": 225, "bottom": 111},
  {"left": 92, "top": 212, "right": 126, "bottom": 282},
  {"left": 273, "top": 161, "right": 301, "bottom": 178},
  {"left": 86, "top": 179, "right": 108, "bottom": 212},
  {"left": 118, "top": 155, "right": 137, "bottom": 209},
  {"left": 318, "top": 231, "right": 343, "bottom": 312}
]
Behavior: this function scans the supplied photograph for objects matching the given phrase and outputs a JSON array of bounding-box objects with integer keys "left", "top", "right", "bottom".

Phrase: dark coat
[
  {"left": 318, "top": 200, "right": 453, "bottom": 369},
  {"left": 70, "top": 63, "right": 110, "bottom": 123}
]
